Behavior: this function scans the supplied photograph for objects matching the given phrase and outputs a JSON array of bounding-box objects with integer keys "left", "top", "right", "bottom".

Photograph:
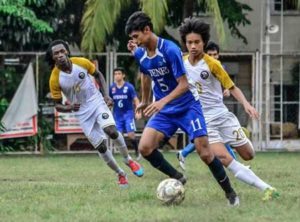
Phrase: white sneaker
[{"left": 176, "top": 151, "right": 186, "bottom": 171}]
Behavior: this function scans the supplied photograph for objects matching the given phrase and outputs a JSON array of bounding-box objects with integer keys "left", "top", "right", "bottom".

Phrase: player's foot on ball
[
  {"left": 173, "top": 172, "right": 187, "bottom": 185},
  {"left": 176, "top": 151, "right": 186, "bottom": 171},
  {"left": 262, "top": 188, "right": 279, "bottom": 201},
  {"left": 127, "top": 160, "right": 144, "bottom": 177},
  {"left": 226, "top": 191, "right": 240, "bottom": 207},
  {"left": 118, "top": 173, "right": 128, "bottom": 188}
]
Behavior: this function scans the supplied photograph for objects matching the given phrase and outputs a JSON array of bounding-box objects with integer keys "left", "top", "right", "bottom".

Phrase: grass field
[{"left": 0, "top": 152, "right": 299, "bottom": 222}]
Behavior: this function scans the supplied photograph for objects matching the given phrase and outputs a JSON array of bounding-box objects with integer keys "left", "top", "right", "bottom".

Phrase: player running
[
  {"left": 109, "top": 67, "right": 142, "bottom": 159},
  {"left": 177, "top": 41, "right": 237, "bottom": 170},
  {"left": 126, "top": 11, "right": 239, "bottom": 206},
  {"left": 46, "top": 40, "right": 143, "bottom": 188},
  {"left": 178, "top": 17, "right": 279, "bottom": 201}
]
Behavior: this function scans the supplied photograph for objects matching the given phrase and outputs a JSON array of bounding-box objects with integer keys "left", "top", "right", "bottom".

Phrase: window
[{"left": 274, "top": 0, "right": 299, "bottom": 12}]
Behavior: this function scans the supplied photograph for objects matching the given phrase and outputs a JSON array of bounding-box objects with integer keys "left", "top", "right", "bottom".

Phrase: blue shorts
[
  {"left": 114, "top": 111, "right": 136, "bottom": 133},
  {"left": 146, "top": 101, "right": 207, "bottom": 141}
]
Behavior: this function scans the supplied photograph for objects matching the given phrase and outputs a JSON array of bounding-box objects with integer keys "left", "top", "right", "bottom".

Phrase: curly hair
[
  {"left": 179, "top": 17, "right": 210, "bottom": 47},
  {"left": 45, "top": 40, "right": 70, "bottom": 68}
]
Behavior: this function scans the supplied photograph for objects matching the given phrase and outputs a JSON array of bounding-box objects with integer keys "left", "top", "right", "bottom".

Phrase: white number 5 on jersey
[{"left": 157, "top": 78, "right": 169, "bottom": 92}]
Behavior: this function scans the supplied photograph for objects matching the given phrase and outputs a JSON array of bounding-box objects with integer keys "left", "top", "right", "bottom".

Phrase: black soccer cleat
[
  {"left": 226, "top": 191, "right": 240, "bottom": 207},
  {"left": 173, "top": 172, "right": 187, "bottom": 185}
]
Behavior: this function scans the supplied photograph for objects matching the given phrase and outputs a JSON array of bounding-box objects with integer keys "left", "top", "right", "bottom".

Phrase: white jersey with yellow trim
[
  {"left": 184, "top": 54, "right": 235, "bottom": 122},
  {"left": 49, "top": 57, "right": 103, "bottom": 119}
]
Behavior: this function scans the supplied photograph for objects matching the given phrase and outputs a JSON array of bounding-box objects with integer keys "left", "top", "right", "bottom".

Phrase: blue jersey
[
  {"left": 134, "top": 37, "right": 198, "bottom": 114},
  {"left": 109, "top": 82, "right": 137, "bottom": 117}
]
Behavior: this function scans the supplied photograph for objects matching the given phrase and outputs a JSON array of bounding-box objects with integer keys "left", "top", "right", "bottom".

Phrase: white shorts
[
  {"left": 206, "top": 112, "right": 248, "bottom": 147},
  {"left": 77, "top": 103, "right": 115, "bottom": 148}
]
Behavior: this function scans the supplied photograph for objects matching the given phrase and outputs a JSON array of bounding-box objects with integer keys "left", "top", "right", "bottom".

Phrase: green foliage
[
  {"left": 81, "top": 0, "right": 131, "bottom": 54},
  {"left": 141, "top": 0, "right": 168, "bottom": 34},
  {"left": 0, "top": 0, "right": 69, "bottom": 51},
  {"left": 218, "top": 0, "right": 252, "bottom": 44}
]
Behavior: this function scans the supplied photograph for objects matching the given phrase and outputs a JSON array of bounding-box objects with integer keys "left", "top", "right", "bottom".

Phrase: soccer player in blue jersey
[
  {"left": 109, "top": 67, "right": 141, "bottom": 159},
  {"left": 125, "top": 11, "right": 239, "bottom": 206}
]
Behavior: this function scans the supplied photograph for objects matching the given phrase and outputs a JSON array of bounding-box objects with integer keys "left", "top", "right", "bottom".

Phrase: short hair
[
  {"left": 45, "top": 40, "right": 70, "bottom": 67},
  {"left": 179, "top": 17, "right": 210, "bottom": 47},
  {"left": 125, "top": 11, "right": 153, "bottom": 35},
  {"left": 205, "top": 41, "right": 220, "bottom": 53},
  {"left": 113, "top": 67, "right": 125, "bottom": 75}
]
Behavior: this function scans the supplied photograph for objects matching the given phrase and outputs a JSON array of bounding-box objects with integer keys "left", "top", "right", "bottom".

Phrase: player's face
[
  {"left": 129, "top": 27, "right": 151, "bottom": 47},
  {"left": 114, "top": 71, "right": 125, "bottom": 82},
  {"left": 185, "top": 33, "right": 205, "bottom": 57},
  {"left": 207, "top": 49, "right": 219, "bottom": 60},
  {"left": 52, "top": 44, "right": 69, "bottom": 67}
]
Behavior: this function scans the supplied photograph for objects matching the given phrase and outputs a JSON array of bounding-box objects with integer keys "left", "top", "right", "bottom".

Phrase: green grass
[{"left": 0, "top": 152, "right": 299, "bottom": 222}]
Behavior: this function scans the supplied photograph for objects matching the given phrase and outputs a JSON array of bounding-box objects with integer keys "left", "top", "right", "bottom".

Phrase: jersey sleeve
[
  {"left": 70, "top": 57, "right": 96, "bottom": 74},
  {"left": 134, "top": 48, "right": 148, "bottom": 75},
  {"left": 165, "top": 44, "right": 186, "bottom": 79},
  {"left": 205, "top": 55, "right": 234, "bottom": 89},
  {"left": 49, "top": 69, "right": 62, "bottom": 100}
]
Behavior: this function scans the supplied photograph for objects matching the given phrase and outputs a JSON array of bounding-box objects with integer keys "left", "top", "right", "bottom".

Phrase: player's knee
[
  {"left": 96, "top": 141, "right": 107, "bottom": 153},
  {"left": 241, "top": 152, "right": 255, "bottom": 161},
  {"left": 103, "top": 125, "right": 119, "bottom": 139}
]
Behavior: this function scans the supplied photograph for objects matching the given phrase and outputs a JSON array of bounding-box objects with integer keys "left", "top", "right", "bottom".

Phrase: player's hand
[
  {"left": 143, "top": 100, "right": 166, "bottom": 117},
  {"left": 127, "top": 40, "right": 137, "bottom": 55},
  {"left": 135, "top": 111, "right": 142, "bottom": 120},
  {"left": 72, "top": 103, "right": 80, "bottom": 112},
  {"left": 135, "top": 102, "right": 149, "bottom": 115},
  {"left": 223, "top": 89, "right": 230, "bottom": 97},
  {"left": 104, "top": 96, "right": 114, "bottom": 109},
  {"left": 244, "top": 103, "right": 259, "bottom": 119}
]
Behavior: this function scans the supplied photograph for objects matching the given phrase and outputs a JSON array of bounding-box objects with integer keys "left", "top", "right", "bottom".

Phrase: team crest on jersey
[
  {"left": 123, "top": 86, "right": 128, "bottom": 93},
  {"left": 111, "top": 87, "right": 116, "bottom": 94},
  {"left": 102, "top": 113, "right": 109, "bottom": 119},
  {"left": 200, "top": 71, "right": 209, "bottom": 80},
  {"left": 78, "top": 72, "right": 85, "bottom": 79}
]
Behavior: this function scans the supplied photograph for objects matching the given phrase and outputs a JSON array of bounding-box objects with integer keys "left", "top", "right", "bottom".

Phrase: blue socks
[{"left": 181, "top": 143, "right": 196, "bottom": 157}]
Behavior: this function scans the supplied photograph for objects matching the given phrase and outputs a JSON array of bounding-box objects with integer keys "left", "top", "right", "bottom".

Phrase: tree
[
  {"left": 81, "top": 0, "right": 227, "bottom": 53},
  {"left": 0, "top": 0, "right": 71, "bottom": 51}
]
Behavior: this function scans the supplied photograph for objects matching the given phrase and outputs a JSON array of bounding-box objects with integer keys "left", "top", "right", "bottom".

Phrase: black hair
[
  {"left": 179, "top": 17, "right": 210, "bottom": 47},
  {"left": 205, "top": 41, "right": 220, "bottom": 53},
  {"left": 113, "top": 67, "right": 125, "bottom": 75},
  {"left": 45, "top": 40, "right": 70, "bottom": 67},
  {"left": 125, "top": 11, "right": 153, "bottom": 35}
]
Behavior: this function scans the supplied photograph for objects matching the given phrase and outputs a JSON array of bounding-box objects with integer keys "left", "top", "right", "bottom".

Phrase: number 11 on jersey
[{"left": 191, "top": 118, "right": 202, "bottom": 131}]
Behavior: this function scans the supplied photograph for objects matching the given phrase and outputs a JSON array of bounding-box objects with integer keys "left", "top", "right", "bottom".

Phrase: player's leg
[
  {"left": 98, "top": 107, "right": 144, "bottom": 177},
  {"left": 225, "top": 143, "right": 237, "bottom": 160},
  {"left": 141, "top": 113, "right": 186, "bottom": 184},
  {"left": 221, "top": 113, "right": 279, "bottom": 200},
  {"left": 125, "top": 116, "right": 140, "bottom": 158},
  {"left": 80, "top": 120, "right": 128, "bottom": 188},
  {"left": 210, "top": 143, "right": 276, "bottom": 193},
  {"left": 178, "top": 102, "right": 239, "bottom": 206},
  {"left": 176, "top": 143, "right": 195, "bottom": 170}
]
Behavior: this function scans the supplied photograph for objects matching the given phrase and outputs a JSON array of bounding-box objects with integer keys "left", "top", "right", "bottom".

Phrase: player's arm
[
  {"left": 229, "top": 86, "right": 259, "bottom": 119},
  {"left": 53, "top": 98, "right": 80, "bottom": 113},
  {"left": 93, "top": 70, "right": 113, "bottom": 107},
  {"left": 136, "top": 73, "right": 152, "bottom": 114}
]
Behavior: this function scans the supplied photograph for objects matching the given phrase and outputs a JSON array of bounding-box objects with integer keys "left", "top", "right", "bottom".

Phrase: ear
[{"left": 143, "top": 26, "right": 151, "bottom": 33}]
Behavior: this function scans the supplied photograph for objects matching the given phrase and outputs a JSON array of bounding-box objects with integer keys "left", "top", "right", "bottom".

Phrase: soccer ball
[{"left": 156, "top": 178, "right": 185, "bottom": 205}]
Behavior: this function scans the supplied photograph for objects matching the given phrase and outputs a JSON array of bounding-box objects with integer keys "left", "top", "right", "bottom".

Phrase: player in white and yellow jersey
[
  {"left": 178, "top": 18, "right": 278, "bottom": 201},
  {"left": 46, "top": 40, "right": 143, "bottom": 188}
]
